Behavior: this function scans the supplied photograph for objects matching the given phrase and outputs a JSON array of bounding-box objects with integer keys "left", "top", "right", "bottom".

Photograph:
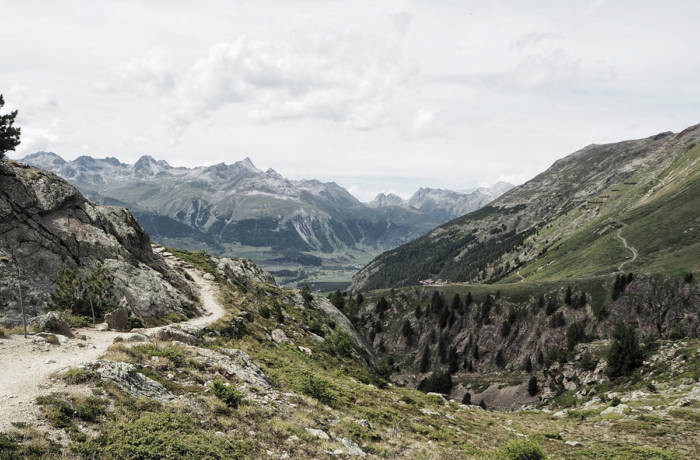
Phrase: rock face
[
  {"left": 105, "top": 308, "right": 129, "bottom": 331},
  {"left": 194, "top": 348, "right": 271, "bottom": 388},
  {"left": 0, "top": 161, "right": 195, "bottom": 326}
]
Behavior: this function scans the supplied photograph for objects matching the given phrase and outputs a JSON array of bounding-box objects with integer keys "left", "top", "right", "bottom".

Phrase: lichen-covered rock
[
  {"left": 215, "top": 258, "right": 276, "bottom": 290},
  {"left": 0, "top": 161, "right": 195, "bottom": 327},
  {"left": 84, "top": 360, "right": 174, "bottom": 401},
  {"left": 194, "top": 348, "right": 270, "bottom": 388}
]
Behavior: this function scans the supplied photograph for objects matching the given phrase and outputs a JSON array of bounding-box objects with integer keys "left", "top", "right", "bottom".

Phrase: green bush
[
  {"left": 77, "top": 412, "right": 249, "bottom": 459},
  {"left": 210, "top": 378, "right": 244, "bottom": 408},
  {"left": 297, "top": 372, "right": 337, "bottom": 406},
  {"left": 259, "top": 305, "right": 271, "bottom": 319},
  {"left": 323, "top": 328, "right": 354, "bottom": 357},
  {"left": 499, "top": 438, "right": 546, "bottom": 460},
  {"left": 301, "top": 284, "right": 313, "bottom": 303},
  {"left": 308, "top": 319, "right": 325, "bottom": 337},
  {"left": 48, "top": 264, "right": 117, "bottom": 321}
]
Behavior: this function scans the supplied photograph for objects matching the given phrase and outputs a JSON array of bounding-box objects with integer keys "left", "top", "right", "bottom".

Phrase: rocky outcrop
[
  {"left": 0, "top": 161, "right": 195, "bottom": 326},
  {"left": 215, "top": 257, "right": 277, "bottom": 290},
  {"left": 194, "top": 348, "right": 271, "bottom": 388},
  {"left": 84, "top": 360, "right": 174, "bottom": 401}
]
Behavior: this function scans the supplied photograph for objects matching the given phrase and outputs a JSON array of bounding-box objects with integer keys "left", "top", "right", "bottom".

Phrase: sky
[{"left": 1, "top": 0, "right": 699, "bottom": 201}]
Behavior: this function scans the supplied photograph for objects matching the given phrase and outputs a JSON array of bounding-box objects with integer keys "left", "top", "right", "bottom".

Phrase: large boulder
[
  {"left": 194, "top": 348, "right": 271, "bottom": 388},
  {"left": 105, "top": 307, "right": 130, "bottom": 331},
  {"left": 38, "top": 312, "right": 74, "bottom": 338}
]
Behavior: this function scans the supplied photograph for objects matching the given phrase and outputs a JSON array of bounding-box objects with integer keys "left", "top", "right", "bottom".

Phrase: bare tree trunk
[{"left": 10, "top": 248, "right": 27, "bottom": 338}]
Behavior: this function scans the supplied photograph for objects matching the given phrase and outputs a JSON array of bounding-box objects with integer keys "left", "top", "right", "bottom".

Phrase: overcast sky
[{"left": 2, "top": 1, "right": 699, "bottom": 201}]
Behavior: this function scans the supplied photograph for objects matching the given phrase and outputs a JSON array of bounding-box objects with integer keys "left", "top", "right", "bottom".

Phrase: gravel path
[{"left": 0, "top": 265, "right": 225, "bottom": 433}]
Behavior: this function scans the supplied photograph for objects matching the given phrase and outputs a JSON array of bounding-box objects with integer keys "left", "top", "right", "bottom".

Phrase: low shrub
[
  {"left": 210, "top": 378, "right": 244, "bottom": 408},
  {"left": 297, "top": 372, "right": 337, "bottom": 406},
  {"left": 499, "top": 438, "right": 546, "bottom": 460},
  {"left": 75, "top": 411, "right": 250, "bottom": 459}
]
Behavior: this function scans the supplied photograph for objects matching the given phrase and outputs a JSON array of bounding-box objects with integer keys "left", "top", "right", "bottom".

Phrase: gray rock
[
  {"left": 203, "top": 273, "right": 216, "bottom": 281},
  {"left": 339, "top": 437, "right": 366, "bottom": 457},
  {"left": 38, "top": 312, "right": 74, "bottom": 338},
  {"left": 150, "top": 326, "right": 200, "bottom": 345},
  {"left": 37, "top": 332, "right": 60, "bottom": 345},
  {"left": 272, "top": 328, "right": 290, "bottom": 344},
  {"left": 601, "top": 404, "right": 629, "bottom": 415},
  {"left": 194, "top": 348, "right": 271, "bottom": 388},
  {"left": 305, "top": 428, "right": 330, "bottom": 440},
  {"left": 298, "top": 346, "right": 313, "bottom": 357},
  {"left": 105, "top": 308, "right": 130, "bottom": 331},
  {"left": 85, "top": 360, "right": 174, "bottom": 401}
]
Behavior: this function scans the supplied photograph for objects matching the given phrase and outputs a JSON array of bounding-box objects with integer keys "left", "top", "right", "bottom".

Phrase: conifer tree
[{"left": 0, "top": 94, "right": 21, "bottom": 160}]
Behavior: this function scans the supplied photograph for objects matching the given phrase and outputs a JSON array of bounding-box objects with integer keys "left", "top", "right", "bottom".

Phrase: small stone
[
  {"left": 339, "top": 437, "right": 366, "bottom": 457},
  {"left": 203, "top": 273, "right": 216, "bottom": 281},
  {"left": 305, "top": 428, "right": 330, "bottom": 440},
  {"left": 272, "top": 329, "right": 291, "bottom": 344},
  {"left": 565, "top": 441, "right": 581, "bottom": 447},
  {"left": 420, "top": 408, "right": 439, "bottom": 416},
  {"left": 298, "top": 346, "right": 312, "bottom": 357}
]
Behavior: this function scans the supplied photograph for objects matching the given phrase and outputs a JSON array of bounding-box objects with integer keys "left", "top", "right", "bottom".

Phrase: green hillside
[{"left": 351, "top": 125, "right": 700, "bottom": 291}]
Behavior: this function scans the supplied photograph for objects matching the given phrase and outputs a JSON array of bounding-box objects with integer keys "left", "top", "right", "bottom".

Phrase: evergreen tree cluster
[
  {"left": 612, "top": 273, "right": 634, "bottom": 300},
  {"left": 48, "top": 264, "right": 118, "bottom": 321}
]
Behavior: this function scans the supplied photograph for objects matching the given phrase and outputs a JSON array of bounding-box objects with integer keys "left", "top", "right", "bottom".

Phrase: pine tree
[
  {"left": 419, "top": 346, "right": 431, "bottom": 373},
  {"left": 495, "top": 349, "right": 505, "bottom": 368},
  {"left": 473, "top": 343, "right": 480, "bottom": 360},
  {"left": 414, "top": 304, "right": 422, "bottom": 318},
  {"left": 451, "top": 293, "right": 463, "bottom": 313},
  {"left": 0, "top": 94, "right": 21, "bottom": 160},
  {"left": 527, "top": 376, "right": 539, "bottom": 396},
  {"left": 356, "top": 293, "right": 364, "bottom": 305},
  {"left": 438, "top": 336, "right": 448, "bottom": 363},
  {"left": 524, "top": 356, "right": 533, "bottom": 373},
  {"left": 564, "top": 286, "right": 573, "bottom": 305},
  {"left": 401, "top": 319, "right": 414, "bottom": 341},
  {"left": 430, "top": 291, "right": 445, "bottom": 315},
  {"left": 607, "top": 322, "right": 643, "bottom": 378},
  {"left": 461, "top": 392, "right": 471, "bottom": 405},
  {"left": 577, "top": 292, "right": 587, "bottom": 308},
  {"left": 466, "top": 292, "right": 473, "bottom": 306},
  {"left": 448, "top": 347, "right": 459, "bottom": 374}
]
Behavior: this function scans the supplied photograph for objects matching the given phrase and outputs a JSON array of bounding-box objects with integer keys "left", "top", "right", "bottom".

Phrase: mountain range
[
  {"left": 351, "top": 124, "right": 700, "bottom": 291},
  {"left": 368, "top": 182, "right": 513, "bottom": 221},
  {"left": 21, "top": 152, "right": 511, "bottom": 287}
]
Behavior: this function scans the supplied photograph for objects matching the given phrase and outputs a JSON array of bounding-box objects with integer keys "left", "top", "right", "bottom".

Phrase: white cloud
[
  {"left": 14, "top": 127, "right": 59, "bottom": 155},
  {"left": 116, "top": 34, "right": 411, "bottom": 131}
]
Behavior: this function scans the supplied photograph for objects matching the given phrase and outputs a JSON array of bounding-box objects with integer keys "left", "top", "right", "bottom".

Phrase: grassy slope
[
  {"left": 506, "top": 143, "right": 700, "bottom": 283},
  {"left": 355, "top": 128, "right": 699, "bottom": 292}
]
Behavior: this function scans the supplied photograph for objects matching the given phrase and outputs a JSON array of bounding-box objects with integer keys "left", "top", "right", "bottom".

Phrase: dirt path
[
  {"left": 0, "top": 265, "right": 225, "bottom": 433},
  {"left": 615, "top": 229, "right": 638, "bottom": 272},
  {"left": 516, "top": 270, "right": 525, "bottom": 283}
]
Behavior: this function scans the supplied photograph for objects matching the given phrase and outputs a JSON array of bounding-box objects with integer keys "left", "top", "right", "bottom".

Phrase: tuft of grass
[
  {"left": 499, "top": 438, "right": 546, "bottom": 460},
  {"left": 36, "top": 392, "right": 106, "bottom": 436},
  {"left": 59, "top": 368, "right": 92, "bottom": 385}
]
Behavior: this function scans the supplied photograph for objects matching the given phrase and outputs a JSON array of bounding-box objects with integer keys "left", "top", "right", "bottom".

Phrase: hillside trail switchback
[
  {"left": 0, "top": 262, "right": 226, "bottom": 434},
  {"left": 615, "top": 228, "right": 639, "bottom": 273}
]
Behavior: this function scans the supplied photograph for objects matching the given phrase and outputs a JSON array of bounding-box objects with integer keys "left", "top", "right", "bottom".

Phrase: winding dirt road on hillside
[
  {"left": 0, "top": 265, "right": 226, "bottom": 434},
  {"left": 615, "top": 229, "right": 639, "bottom": 272}
]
